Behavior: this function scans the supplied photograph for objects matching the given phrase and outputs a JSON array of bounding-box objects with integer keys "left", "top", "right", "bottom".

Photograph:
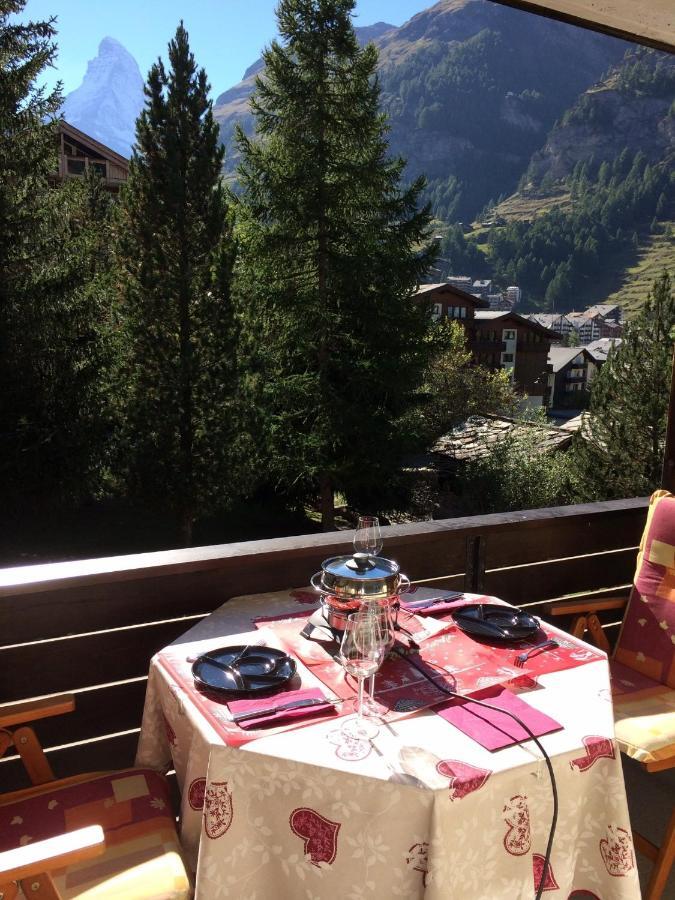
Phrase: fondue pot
[{"left": 311, "top": 552, "right": 410, "bottom": 632}]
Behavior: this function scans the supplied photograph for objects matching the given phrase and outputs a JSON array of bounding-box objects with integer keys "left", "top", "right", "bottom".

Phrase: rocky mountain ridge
[
  {"left": 523, "top": 49, "right": 675, "bottom": 187},
  {"left": 214, "top": 0, "right": 629, "bottom": 218}
]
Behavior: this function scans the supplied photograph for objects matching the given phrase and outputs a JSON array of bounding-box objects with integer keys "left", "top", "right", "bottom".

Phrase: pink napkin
[
  {"left": 436, "top": 685, "right": 562, "bottom": 750},
  {"left": 227, "top": 688, "right": 336, "bottom": 730},
  {"left": 399, "top": 591, "right": 465, "bottom": 617}
]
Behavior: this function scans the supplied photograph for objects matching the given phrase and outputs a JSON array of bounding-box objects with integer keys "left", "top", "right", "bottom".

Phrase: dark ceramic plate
[
  {"left": 192, "top": 645, "right": 296, "bottom": 695},
  {"left": 452, "top": 603, "right": 540, "bottom": 643}
]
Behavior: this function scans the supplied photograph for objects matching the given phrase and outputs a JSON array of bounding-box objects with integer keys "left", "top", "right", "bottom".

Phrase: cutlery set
[{"left": 230, "top": 697, "right": 341, "bottom": 724}]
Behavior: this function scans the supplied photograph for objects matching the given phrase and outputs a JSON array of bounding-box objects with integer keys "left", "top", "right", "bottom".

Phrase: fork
[{"left": 515, "top": 639, "right": 559, "bottom": 667}]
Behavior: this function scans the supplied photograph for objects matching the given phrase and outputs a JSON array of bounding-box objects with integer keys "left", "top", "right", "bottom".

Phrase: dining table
[{"left": 135, "top": 586, "right": 641, "bottom": 899}]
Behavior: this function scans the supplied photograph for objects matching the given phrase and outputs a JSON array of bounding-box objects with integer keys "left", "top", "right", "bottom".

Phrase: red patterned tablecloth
[{"left": 136, "top": 588, "right": 639, "bottom": 900}]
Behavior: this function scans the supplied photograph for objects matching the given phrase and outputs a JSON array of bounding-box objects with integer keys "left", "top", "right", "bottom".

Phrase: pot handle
[
  {"left": 398, "top": 574, "right": 411, "bottom": 595},
  {"left": 310, "top": 571, "right": 325, "bottom": 594}
]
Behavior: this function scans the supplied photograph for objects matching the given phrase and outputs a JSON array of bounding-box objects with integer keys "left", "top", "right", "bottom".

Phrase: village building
[
  {"left": 472, "top": 279, "right": 493, "bottom": 298},
  {"left": 505, "top": 286, "right": 522, "bottom": 306},
  {"left": 586, "top": 337, "right": 623, "bottom": 366},
  {"left": 566, "top": 311, "right": 604, "bottom": 344},
  {"left": 585, "top": 303, "right": 623, "bottom": 324},
  {"left": 416, "top": 284, "right": 558, "bottom": 407},
  {"left": 547, "top": 346, "right": 596, "bottom": 409},
  {"left": 55, "top": 121, "right": 129, "bottom": 192},
  {"left": 445, "top": 276, "right": 474, "bottom": 292},
  {"left": 471, "top": 310, "right": 557, "bottom": 407},
  {"left": 416, "top": 282, "right": 488, "bottom": 322},
  {"left": 526, "top": 312, "right": 575, "bottom": 342}
]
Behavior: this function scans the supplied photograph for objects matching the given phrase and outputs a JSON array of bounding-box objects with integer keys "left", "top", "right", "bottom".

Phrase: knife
[
  {"left": 403, "top": 593, "right": 463, "bottom": 610},
  {"left": 231, "top": 697, "right": 337, "bottom": 724}
]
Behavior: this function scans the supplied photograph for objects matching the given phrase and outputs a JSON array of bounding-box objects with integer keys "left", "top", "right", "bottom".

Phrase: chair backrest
[{"left": 614, "top": 490, "right": 675, "bottom": 688}]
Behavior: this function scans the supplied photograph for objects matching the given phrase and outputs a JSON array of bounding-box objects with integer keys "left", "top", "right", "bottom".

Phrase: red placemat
[
  {"left": 256, "top": 606, "right": 606, "bottom": 722},
  {"left": 156, "top": 632, "right": 344, "bottom": 747},
  {"left": 436, "top": 685, "right": 563, "bottom": 751}
]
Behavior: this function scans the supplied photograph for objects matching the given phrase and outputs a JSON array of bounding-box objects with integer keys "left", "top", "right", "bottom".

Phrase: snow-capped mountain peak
[{"left": 61, "top": 37, "right": 145, "bottom": 158}]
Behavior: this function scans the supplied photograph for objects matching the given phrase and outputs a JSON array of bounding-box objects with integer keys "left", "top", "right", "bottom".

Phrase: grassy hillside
[
  {"left": 469, "top": 192, "right": 674, "bottom": 314},
  {"left": 490, "top": 189, "right": 572, "bottom": 223},
  {"left": 606, "top": 223, "right": 675, "bottom": 318}
]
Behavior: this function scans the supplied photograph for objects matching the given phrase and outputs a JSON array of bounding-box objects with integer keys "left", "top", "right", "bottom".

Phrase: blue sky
[{"left": 23, "top": 1, "right": 427, "bottom": 96}]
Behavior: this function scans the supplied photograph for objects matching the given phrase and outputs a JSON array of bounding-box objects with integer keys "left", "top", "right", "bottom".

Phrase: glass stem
[
  {"left": 356, "top": 676, "right": 365, "bottom": 725},
  {"left": 367, "top": 673, "right": 375, "bottom": 707}
]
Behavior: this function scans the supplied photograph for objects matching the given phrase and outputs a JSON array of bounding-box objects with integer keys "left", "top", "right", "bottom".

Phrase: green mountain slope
[
  {"left": 480, "top": 49, "right": 675, "bottom": 313},
  {"left": 214, "top": 0, "right": 626, "bottom": 217}
]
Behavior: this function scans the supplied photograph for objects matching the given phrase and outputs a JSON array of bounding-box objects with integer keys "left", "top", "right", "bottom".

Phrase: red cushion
[
  {"left": 0, "top": 768, "right": 174, "bottom": 852},
  {"left": 614, "top": 491, "right": 675, "bottom": 688}
]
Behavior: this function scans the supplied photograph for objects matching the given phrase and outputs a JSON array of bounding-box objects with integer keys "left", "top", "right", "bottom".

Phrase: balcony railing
[{"left": 0, "top": 497, "right": 648, "bottom": 790}]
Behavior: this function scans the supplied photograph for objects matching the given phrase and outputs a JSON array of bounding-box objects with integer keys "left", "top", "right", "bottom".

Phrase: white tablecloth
[{"left": 136, "top": 589, "right": 640, "bottom": 899}]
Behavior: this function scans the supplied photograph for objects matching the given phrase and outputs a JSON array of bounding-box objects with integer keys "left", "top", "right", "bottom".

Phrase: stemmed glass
[
  {"left": 353, "top": 515, "right": 382, "bottom": 557},
  {"left": 362, "top": 602, "right": 396, "bottom": 720},
  {"left": 339, "top": 609, "right": 387, "bottom": 740},
  {"left": 353, "top": 515, "right": 391, "bottom": 713}
]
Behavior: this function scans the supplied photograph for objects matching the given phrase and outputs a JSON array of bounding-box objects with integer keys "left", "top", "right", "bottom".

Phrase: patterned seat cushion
[
  {"left": 614, "top": 490, "right": 675, "bottom": 688},
  {"left": 0, "top": 768, "right": 190, "bottom": 899},
  {"left": 611, "top": 660, "right": 675, "bottom": 763}
]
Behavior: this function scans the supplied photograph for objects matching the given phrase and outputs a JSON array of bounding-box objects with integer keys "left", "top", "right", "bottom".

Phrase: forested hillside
[
  {"left": 375, "top": 0, "right": 626, "bottom": 221},
  {"left": 476, "top": 49, "right": 675, "bottom": 311},
  {"left": 214, "top": 0, "right": 626, "bottom": 218}
]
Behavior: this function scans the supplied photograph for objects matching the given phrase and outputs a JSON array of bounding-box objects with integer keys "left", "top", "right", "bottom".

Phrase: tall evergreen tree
[
  {"left": 117, "top": 24, "right": 236, "bottom": 544},
  {"left": 571, "top": 271, "right": 674, "bottom": 500},
  {"left": 0, "top": 3, "right": 111, "bottom": 508},
  {"left": 235, "top": 0, "right": 439, "bottom": 529}
]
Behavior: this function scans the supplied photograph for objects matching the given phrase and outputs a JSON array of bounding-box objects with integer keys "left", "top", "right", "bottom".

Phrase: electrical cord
[{"left": 393, "top": 644, "right": 558, "bottom": 900}]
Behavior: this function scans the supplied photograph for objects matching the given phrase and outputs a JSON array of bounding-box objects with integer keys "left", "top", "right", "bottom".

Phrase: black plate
[
  {"left": 192, "top": 645, "right": 296, "bottom": 695},
  {"left": 452, "top": 603, "right": 540, "bottom": 642}
]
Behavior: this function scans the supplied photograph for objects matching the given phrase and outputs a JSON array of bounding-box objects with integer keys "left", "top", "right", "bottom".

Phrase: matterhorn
[{"left": 61, "top": 37, "right": 144, "bottom": 158}]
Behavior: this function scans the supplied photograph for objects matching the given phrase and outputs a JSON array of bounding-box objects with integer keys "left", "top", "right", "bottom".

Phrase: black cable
[{"left": 393, "top": 645, "right": 558, "bottom": 900}]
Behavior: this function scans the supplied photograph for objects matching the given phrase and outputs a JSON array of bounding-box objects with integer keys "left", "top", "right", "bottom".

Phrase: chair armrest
[
  {"left": 0, "top": 825, "right": 104, "bottom": 882},
  {"left": 549, "top": 595, "right": 629, "bottom": 617},
  {"left": 0, "top": 695, "right": 75, "bottom": 729}
]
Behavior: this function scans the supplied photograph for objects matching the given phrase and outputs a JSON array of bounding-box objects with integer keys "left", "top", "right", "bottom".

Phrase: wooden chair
[
  {"left": 0, "top": 694, "right": 191, "bottom": 899},
  {"left": 551, "top": 489, "right": 675, "bottom": 900}
]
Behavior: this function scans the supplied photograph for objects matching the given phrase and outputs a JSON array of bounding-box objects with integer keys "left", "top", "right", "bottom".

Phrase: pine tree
[
  {"left": 117, "top": 24, "right": 236, "bottom": 544},
  {"left": 571, "top": 272, "right": 674, "bottom": 500},
  {"left": 234, "top": 0, "right": 438, "bottom": 529},
  {"left": 0, "top": 2, "right": 80, "bottom": 507}
]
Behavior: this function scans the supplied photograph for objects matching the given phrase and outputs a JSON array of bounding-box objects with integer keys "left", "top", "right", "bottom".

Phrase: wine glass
[
  {"left": 339, "top": 610, "right": 386, "bottom": 740},
  {"left": 363, "top": 602, "right": 397, "bottom": 720},
  {"left": 353, "top": 515, "right": 382, "bottom": 557}
]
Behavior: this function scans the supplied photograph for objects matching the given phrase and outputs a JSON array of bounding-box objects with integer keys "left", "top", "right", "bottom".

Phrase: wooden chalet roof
[
  {"left": 432, "top": 415, "right": 574, "bottom": 465},
  {"left": 59, "top": 120, "right": 130, "bottom": 167},
  {"left": 473, "top": 309, "right": 560, "bottom": 339},
  {"left": 488, "top": 0, "right": 674, "bottom": 54},
  {"left": 548, "top": 345, "right": 593, "bottom": 373},
  {"left": 416, "top": 282, "right": 489, "bottom": 308}
]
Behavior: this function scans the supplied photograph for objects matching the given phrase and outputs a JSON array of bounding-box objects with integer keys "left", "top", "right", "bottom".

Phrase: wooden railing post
[{"left": 464, "top": 535, "right": 486, "bottom": 593}]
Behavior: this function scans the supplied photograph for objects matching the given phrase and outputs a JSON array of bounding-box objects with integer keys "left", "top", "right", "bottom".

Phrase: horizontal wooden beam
[
  {"left": 0, "top": 498, "right": 649, "bottom": 596},
  {"left": 489, "top": 0, "right": 674, "bottom": 54}
]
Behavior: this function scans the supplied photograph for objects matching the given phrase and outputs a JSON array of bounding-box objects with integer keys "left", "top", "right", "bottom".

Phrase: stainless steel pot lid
[
  {"left": 313, "top": 552, "right": 407, "bottom": 601},
  {"left": 322, "top": 553, "right": 400, "bottom": 582}
]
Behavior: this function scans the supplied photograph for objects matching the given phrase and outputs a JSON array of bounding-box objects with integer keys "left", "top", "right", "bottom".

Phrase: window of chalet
[{"left": 66, "top": 159, "right": 86, "bottom": 176}]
